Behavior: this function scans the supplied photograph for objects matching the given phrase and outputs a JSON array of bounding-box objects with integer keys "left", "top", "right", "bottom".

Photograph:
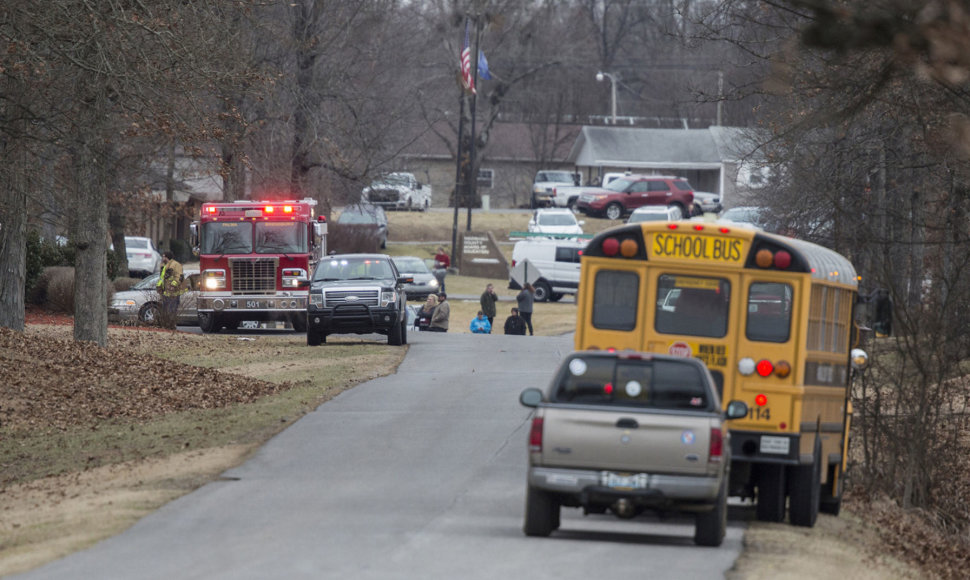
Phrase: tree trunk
[
  {"left": 71, "top": 121, "right": 111, "bottom": 347},
  {"left": 0, "top": 152, "right": 28, "bottom": 332}
]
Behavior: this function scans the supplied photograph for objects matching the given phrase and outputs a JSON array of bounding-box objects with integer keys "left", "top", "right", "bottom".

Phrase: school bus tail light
[
  {"left": 755, "top": 393, "right": 768, "bottom": 406},
  {"left": 755, "top": 359, "right": 774, "bottom": 377},
  {"left": 755, "top": 248, "right": 793, "bottom": 270}
]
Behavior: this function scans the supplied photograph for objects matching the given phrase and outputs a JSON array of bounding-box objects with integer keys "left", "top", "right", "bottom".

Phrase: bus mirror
[
  {"left": 850, "top": 348, "right": 869, "bottom": 370},
  {"left": 725, "top": 400, "right": 748, "bottom": 420}
]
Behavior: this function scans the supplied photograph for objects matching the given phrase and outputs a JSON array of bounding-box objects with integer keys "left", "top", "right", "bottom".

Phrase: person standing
[
  {"left": 503, "top": 307, "right": 527, "bottom": 335},
  {"left": 432, "top": 246, "right": 451, "bottom": 293},
  {"left": 479, "top": 283, "right": 498, "bottom": 333},
  {"left": 157, "top": 250, "right": 184, "bottom": 329},
  {"left": 469, "top": 311, "right": 491, "bottom": 334},
  {"left": 516, "top": 283, "right": 535, "bottom": 336},
  {"left": 430, "top": 292, "right": 450, "bottom": 332}
]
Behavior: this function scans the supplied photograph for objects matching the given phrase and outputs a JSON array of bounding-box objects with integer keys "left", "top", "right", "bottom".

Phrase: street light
[{"left": 596, "top": 71, "right": 618, "bottom": 124}]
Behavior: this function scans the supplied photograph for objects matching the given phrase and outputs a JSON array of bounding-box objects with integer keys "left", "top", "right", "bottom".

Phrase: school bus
[{"left": 574, "top": 219, "right": 869, "bottom": 527}]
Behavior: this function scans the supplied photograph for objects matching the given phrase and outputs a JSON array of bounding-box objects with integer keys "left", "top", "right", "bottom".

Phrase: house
[
  {"left": 401, "top": 122, "right": 767, "bottom": 209},
  {"left": 566, "top": 126, "right": 768, "bottom": 207}
]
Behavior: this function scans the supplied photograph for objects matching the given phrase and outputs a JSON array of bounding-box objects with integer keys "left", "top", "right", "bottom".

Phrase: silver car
[
  {"left": 109, "top": 269, "right": 200, "bottom": 326},
  {"left": 391, "top": 256, "right": 439, "bottom": 301}
]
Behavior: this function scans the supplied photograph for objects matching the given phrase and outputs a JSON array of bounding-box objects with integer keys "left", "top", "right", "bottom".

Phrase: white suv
[{"left": 527, "top": 208, "right": 585, "bottom": 237}]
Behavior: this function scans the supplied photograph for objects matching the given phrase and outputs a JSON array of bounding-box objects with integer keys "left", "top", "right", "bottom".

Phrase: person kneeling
[
  {"left": 470, "top": 311, "right": 491, "bottom": 334},
  {"left": 504, "top": 307, "right": 527, "bottom": 335}
]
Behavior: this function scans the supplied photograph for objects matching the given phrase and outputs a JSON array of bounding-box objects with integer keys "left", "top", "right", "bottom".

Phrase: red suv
[{"left": 574, "top": 175, "right": 695, "bottom": 220}]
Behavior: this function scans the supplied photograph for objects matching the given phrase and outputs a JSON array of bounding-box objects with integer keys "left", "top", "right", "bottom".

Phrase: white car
[
  {"left": 527, "top": 208, "right": 585, "bottom": 237},
  {"left": 109, "top": 269, "right": 200, "bottom": 326},
  {"left": 123, "top": 236, "right": 162, "bottom": 277},
  {"left": 627, "top": 205, "right": 683, "bottom": 224},
  {"left": 692, "top": 191, "right": 723, "bottom": 215}
]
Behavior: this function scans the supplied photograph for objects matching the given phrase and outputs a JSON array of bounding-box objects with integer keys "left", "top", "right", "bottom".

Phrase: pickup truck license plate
[
  {"left": 601, "top": 472, "right": 648, "bottom": 490},
  {"left": 759, "top": 436, "right": 790, "bottom": 455}
]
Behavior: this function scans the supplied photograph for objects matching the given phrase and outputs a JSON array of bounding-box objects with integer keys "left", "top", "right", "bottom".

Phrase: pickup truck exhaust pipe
[{"left": 611, "top": 498, "right": 637, "bottom": 519}]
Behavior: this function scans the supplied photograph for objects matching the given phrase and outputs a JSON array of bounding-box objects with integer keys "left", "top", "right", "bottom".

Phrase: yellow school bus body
[{"left": 575, "top": 220, "right": 858, "bottom": 524}]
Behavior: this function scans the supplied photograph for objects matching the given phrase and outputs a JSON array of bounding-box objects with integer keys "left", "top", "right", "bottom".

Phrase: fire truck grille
[
  {"left": 231, "top": 258, "right": 277, "bottom": 295},
  {"left": 324, "top": 289, "right": 381, "bottom": 307}
]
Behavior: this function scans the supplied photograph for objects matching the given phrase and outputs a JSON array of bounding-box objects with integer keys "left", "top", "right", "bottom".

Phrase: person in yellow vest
[{"left": 157, "top": 250, "right": 184, "bottom": 328}]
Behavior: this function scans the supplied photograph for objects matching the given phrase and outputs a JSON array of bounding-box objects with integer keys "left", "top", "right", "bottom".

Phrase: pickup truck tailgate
[{"left": 540, "top": 407, "right": 715, "bottom": 476}]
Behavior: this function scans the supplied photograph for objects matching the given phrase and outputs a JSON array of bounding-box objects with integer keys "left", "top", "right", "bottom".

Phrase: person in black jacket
[{"left": 504, "top": 307, "right": 527, "bottom": 335}]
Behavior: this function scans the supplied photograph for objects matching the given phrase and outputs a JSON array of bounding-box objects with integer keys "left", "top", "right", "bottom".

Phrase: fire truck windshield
[{"left": 200, "top": 222, "right": 307, "bottom": 255}]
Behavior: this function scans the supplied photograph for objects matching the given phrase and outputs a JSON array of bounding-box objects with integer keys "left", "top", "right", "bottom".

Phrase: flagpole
[
  {"left": 451, "top": 18, "right": 471, "bottom": 267},
  {"left": 466, "top": 16, "right": 481, "bottom": 232}
]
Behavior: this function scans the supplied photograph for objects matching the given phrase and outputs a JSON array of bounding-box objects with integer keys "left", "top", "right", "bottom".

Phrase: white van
[{"left": 508, "top": 239, "right": 586, "bottom": 302}]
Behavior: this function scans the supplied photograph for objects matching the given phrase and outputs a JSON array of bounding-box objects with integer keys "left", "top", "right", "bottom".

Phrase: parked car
[
  {"left": 518, "top": 350, "right": 748, "bottom": 545},
  {"left": 109, "top": 269, "right": 200, "bottom": 326},
  {"left": 508, "top": 238, "right": 585, "bottom": 302},
  {"left": 551, "top": 171, "right": 628, "bottom": 208},
  {"left": 335, "top": 204, "right": 389, "bottom": 249},
  {"left": 360, "top": 172, "right": 432, "bottom": 211},
  {"left": 574, "top": 174, "right": 695, "bottom": 220},
  {"left": 718, "top": 206, "right": 770, "bottom": 230},
  {"left": 527, "top": 208, "right": 585, "bottom": 237},
  {"left": 532, "top": 170, "right": 580, "bottom": 208},
  {"left": 691, "top": 191, "right": 723, "bottom": 215},
  {"left": 391, "top": 256, "right": 439, "bottom": 301},
  {"left": 627, "top": 205, "right": 683, "bottom": 224},
  {"left": 305, "top": 253, "right": 411, "bottom": 346},
  {"left": 123, "top": 236, "right": 162, "bottom": 277}
]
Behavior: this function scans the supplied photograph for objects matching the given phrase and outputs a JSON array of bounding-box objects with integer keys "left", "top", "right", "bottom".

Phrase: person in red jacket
[{"left": 433, "top": 246, "right": 450, "bottom": 292}]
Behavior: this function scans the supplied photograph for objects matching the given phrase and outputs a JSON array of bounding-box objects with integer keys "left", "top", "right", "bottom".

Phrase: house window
[{"left": 477, "top": 168, "right": 494, "bottom": 189}]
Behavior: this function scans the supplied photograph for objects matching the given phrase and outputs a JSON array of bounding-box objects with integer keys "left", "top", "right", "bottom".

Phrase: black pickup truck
[{"left": 304, "top": 253, "right": 411, "bottom": 346}]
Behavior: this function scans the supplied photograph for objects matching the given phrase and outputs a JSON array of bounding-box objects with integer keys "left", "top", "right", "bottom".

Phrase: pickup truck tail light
[
  {"left": 708, "top": 428, "right": 723, "bottom": 463},
  {"left": 528, "top": 416, "right": 544, "bottom": 452}
]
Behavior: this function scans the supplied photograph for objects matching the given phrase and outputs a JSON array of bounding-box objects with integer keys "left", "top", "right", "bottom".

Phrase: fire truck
[{"left": 190, "top": 198, "right": 327, "bottom": 333}]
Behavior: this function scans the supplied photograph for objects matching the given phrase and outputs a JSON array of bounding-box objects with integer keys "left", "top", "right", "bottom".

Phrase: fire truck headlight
[{"left": 203, "top": 270, "right": 226, "bottom": 290}]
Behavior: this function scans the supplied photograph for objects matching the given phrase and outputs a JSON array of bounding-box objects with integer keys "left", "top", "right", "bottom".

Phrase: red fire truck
[{"left": 191, "top": 198, "right": 327, "bottom": 333}]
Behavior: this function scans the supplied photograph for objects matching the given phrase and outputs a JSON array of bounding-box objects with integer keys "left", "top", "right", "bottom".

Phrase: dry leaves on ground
[{"left": 0, "top": 327, "right": 290, "bottom": 431}]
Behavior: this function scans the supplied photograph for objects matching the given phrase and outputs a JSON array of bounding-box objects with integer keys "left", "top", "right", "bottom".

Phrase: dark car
[
  {"left": 575, "top": 174, "right": 695, "bottom": 220},
  {"left": 335, "top": 204, "right": 388, "bottom": 249},
  {"left": 391, "top": 256, "right": 440, "bottom": 301},
  {"left": 305, "top": 253, "right": 411, "bottom": 346}
]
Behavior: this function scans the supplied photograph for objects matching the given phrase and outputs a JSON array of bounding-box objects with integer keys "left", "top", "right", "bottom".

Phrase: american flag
[{"left": 460, "top": 20, "right": 475, "bottom": 94}]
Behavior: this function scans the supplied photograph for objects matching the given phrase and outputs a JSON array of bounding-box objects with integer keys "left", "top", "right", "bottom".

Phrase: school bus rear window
[
  {"left": 654, "top": 274, "right": 730, "bottom": 338},
  {"left": 592, "top": 270, "right": 639, "bottom": 330},
  {"left": 746, "top": 282, "right": 793, "bottom": 343}
]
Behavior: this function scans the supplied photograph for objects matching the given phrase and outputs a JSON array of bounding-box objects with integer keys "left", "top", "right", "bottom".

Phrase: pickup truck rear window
[{"left": 551, "top": 356, "right": 713, "bottom": 411}]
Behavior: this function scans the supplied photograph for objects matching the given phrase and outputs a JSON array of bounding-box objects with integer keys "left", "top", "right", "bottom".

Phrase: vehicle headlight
[
  {"left": 203, "top": 269, "right": 226, "bottom": 290},
  {"left": 310, "top": 293, "right": 323, "bottom": 307},
  {"left": 381, "top": 289, "right": 397, "bottom": 306},
  {"left": 428, "top": 279, "right": 439, "bottom": 288},
  {"left": 111, "top": 298, "right": 136, "bottom": 307}
]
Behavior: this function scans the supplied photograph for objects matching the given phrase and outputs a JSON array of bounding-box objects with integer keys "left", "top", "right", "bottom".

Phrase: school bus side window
[
  {"left": 592, "top": 270, "right": 639, "bottom": 330},
  {"left": 654, "top": 274, "right": 730, "bottom": 338},
  {"left": 746, "top": 282, "right": 793, "bottom": 343}
]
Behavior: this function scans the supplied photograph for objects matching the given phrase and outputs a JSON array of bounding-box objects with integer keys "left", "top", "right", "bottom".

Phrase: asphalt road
[{"left": 14, "top": 331, "right": 745, "bottom": 580}]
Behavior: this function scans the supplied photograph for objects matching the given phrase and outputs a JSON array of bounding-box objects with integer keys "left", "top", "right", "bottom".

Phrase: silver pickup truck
[{"left": 519, "top": 350, "right": 748, "bottom": 546}]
